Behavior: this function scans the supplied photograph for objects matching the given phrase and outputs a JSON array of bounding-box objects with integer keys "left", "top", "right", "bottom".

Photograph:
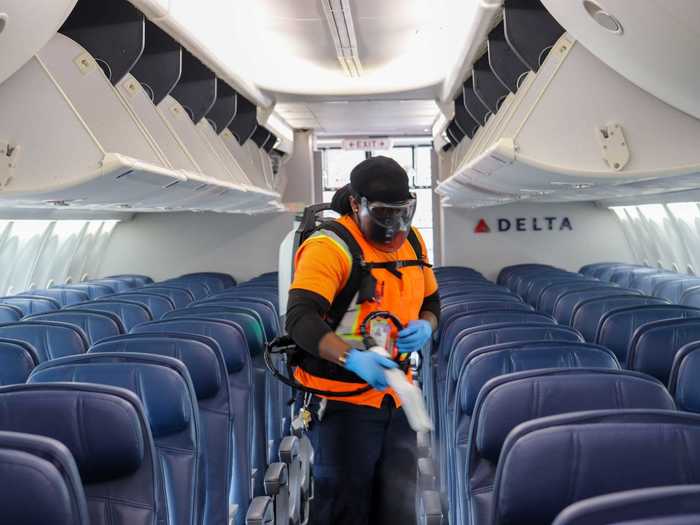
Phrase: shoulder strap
[
  {"left": 318, "top": 222, "right": 366, "bottom": 330},
  {"left": 408, "top": 228, "right": 425, "bottom": 264}
]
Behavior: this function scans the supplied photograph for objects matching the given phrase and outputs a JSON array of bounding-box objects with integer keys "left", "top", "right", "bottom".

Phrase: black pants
[{"left": 306, "top": 396, "right": 417, "bottom": 525}]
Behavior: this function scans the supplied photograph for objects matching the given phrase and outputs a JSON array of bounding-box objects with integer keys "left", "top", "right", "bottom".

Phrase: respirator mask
[{"left": 356, "top": 194, "right": 417, "bottom": 252}]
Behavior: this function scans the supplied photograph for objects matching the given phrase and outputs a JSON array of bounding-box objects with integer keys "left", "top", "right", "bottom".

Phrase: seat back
[
  {"left": 668, "top": 341, "right": 700, "bottom": 412},
  {"left": 102, "top": 292, "right": 176, "bottom": 319},
  {"left": 192, "top": 299, "right": 279, "bottom": 340},
  {"left": 0, "top": 383, "right": 160, "bottom": 525},
  {"left": 553, "top": 485, "right": 700, "bottom": 525},
  {"left": 0, "top": 321, "right": 88, "bottom": 361},
  {"left": 0, "top": 339, "right": 39, "bottom": 385},
  {"left": 571, "top": 295, "right": 670, "bottom": 341},
  {"left": 0, "top": 295, "right": 59, "bottom": 315},
  {"left": 30, "top": 354, "right": 202, "bottom": 525},
  {"left": 610, "top": 267, "right": 659, "bottom": 288},
  {"left": 131, "top": 318, "right": 254, "bottom": 513},
  {"left": 596, "top": 305, "right": 700, "bottom": 363},
  {"left": 106, "top": 274, "right": 154, "bottom": 286},
  {"left": 66, "top": 300, "right": 152, "bottom": 331},
  {"left": 0, "top": 303, "right": 24, "bottom": 322},
  {"left": 538, "top": 280, "right": 614, "bottom": 314},
  {"left": 20, "top": 288, "right": 89, "bottom": 306},
  {"left": 654, "top": 278, "right": 700, "bottom": 302},
  {"left": 158, "top": 279, "right": 209, "bottom": 300},
  {"left": 553, "top": 288, "right": 640, "bottom": 324},
  {"left": 180, "top": 272, "right": 236, "bottom": 288},
  {"left": 138, "top": 286, "right": 194, "bottom": 308},
  {"left": 56, "top": 283, "right": 114, "bottom": 299},
  {"left": 88, "top": 278, "right": 135, "bottom": 293},
  {"left": 493, "top": 410, "right": 700, "bottom": 525},
  {"left": 635, "top": 272, "right": 679, "bottom": 295},
  {"left": 681, "top": 285, "right": 700, "bottom": 307},
  {"left": 90, "top": 333, "right": 232, "bottom": 525},
  {"left": 524, "top": 275, "right": 587, "bottom": 306},
  {"left": 26, "top": 309, "right": 125, "bottom": 344},
  {"left": 628, "top": 317, "right": 700, "bottom": 382},
  {"left": 464, "top": 370, "right": 674, "bottom": 525},
  {"left": 0, "top": 431, "right": 89, "bottom": 525}
]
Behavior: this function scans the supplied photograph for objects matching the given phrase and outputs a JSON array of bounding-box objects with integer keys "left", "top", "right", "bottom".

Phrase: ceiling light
[{"left": 321, "top": 0, "right": 363, "bottom": 77}]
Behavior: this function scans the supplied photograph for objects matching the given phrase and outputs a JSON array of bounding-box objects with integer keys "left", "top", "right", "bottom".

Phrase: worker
[{"left": 285, "top": 155, "right": 440, "bottom": 524}]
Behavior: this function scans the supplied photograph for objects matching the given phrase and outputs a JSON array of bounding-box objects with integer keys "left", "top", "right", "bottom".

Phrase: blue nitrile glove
[
  {"left": 344, "top": 349, "right": 398, "bottom": 391},
  {"left": 397, "top": 320, "right": 433, "bottom": 353}
]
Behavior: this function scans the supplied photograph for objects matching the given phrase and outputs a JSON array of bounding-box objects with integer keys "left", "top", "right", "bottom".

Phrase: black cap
[{"left": 350, "top": 156, "right": 411, "bottom": 203}]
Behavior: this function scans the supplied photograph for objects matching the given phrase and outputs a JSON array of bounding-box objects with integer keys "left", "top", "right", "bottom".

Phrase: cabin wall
[
  {"left": 98, "top": 211, "right": 295, "bottom": 282},
  {"left": 440, "top": 201, "right": 634, "bottom": 281}
]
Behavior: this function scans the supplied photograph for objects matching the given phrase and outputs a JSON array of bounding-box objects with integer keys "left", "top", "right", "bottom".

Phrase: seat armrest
[
  {"left": 245, "top": 496, "right": 274, "bottom": 525},
  {"left": 278, "top": 435, "right": 300, "bottom": 464},
  {"left": 417, "top": 490, "right": 443, "bottom": 525},
  {"left": 264, "top": 462, "right": 288, "bottom": 496},
  {"left": 417, "top": 457, "right": 438, "bottom": 491},
  {"left": 417, "top": 431, "right": 431, "bottom": 458}
]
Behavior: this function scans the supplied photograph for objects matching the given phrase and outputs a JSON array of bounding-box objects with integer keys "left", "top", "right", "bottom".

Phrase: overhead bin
[
  {"left": 472, "top": 54, "right": 509, "bottom": 113},
  {"left": 487, "top": 21, "right": 529, "bottom": 94},
  {"left": 0, "top": 0, "right": 78, "bottom": 85},
  {"left": 503, "top": 0, "right": 564, "bottom": 72},
  {"left": 437, "top": 26, "right": 700, "bottom": 208},
  {"left": 463, "top": 77, "right": 491, "bottom": 127},
  {"left": 0, "top": 0, "right": 281, "bottom": 213},
  {"left": 453, "top": 94, "right": 479, "bottom": 140}
]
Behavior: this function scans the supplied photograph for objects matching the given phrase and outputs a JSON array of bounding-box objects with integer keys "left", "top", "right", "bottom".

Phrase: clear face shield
[{"left": 356, "top": 194, "right": 417, "bottom": 252}]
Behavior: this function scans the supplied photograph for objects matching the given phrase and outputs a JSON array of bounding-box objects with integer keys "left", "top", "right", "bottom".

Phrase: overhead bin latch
[
  {"left": 0, "top": 141, "right": 20, "bottom": 187},
  {"left": 597, "top": 123, "right": 629, "bottom": 171}
]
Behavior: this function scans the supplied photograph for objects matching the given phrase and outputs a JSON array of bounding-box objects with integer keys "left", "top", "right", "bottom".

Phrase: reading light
[{"left": 583, "top": 0, "right": 623, "bottom": 35}]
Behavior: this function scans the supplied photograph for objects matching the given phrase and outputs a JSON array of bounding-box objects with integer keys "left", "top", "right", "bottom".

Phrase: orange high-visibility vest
[{"left": 290, "top": 215, "right": 438, "bottom": 408}]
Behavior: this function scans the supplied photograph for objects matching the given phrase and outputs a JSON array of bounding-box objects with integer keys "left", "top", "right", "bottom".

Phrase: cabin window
[{"left": 321, "top": 144, "right": 435, "bottom": 262}]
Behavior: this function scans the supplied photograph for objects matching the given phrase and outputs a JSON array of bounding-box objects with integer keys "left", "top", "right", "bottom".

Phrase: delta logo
[{"left": 474, "top": 217, "right": 573, "bottom": 234}]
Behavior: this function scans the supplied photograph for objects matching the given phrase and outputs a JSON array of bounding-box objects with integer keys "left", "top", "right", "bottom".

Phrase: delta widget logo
[{"left": 474, "top": 217, "right": 573, "bottom": 234}]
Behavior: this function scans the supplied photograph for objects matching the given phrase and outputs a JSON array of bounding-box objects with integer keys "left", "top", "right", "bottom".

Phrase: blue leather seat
[
  {"left": 668, "top": 341, "right": 700, "bottom": 413},
  {"left": 89, "top": 333, "right": 233, "bottom": 525},
  {"left": 578, "top": 262, "right": 621, "bottom": 276},
  {"left": 514, "top": 271, "right": 576, "bottom": 300},
  {"left": 158, "top": 279, "right": 209, "bottom": 300},
  {"left": 0, "top": 295, "right": 59, "bottom": 315},
  {"left": 440, "top": 302, "right": 532, "bottom": 331},
  {"left": 440, "top": 292, "right": 524, "bottom": 309},
  {"left": 0, "top": 431, "right": 89, "bottom": 525},
  {"left": 463, "top": 370, "right": 674, "bottom": 525},
  {"left": 553, "top": 287, "right": 640, "bottom": 324},
  {"left": 100, "top": 292, "right": 176, "bottom": 319},
  {"left": 628, "top": 317, "right": 700, "bottom": 382},
  {"left": 681, "top": 285, "right": 700, "bottom": 307},
  {"left": 106, "top": 274, "right": 154, "bottom": 286},
  {"left": 67, "top": 300, "right": 152, "bottom": 331},
  {"left": 497, "top": 264, "right": 556, "bottom": 287},
  {"left": 0, "top": 383, "right": 160, "bottom": 525},
  {"left": 492, "top": 410, "right": 700, "bottom": 525},
  {"left": 0, "top": 303, "right": 24, "bottom": 322},
  {"left": 609, "top": 267, "right": 659, "bottom": 288},
  {"left": 571, "top": 295, "right": 670, "bottom": 341},
  {"left": 654, "top": 277, "right": 700, "bottom": 302},
  {"left": 596, "top": 305, "right": 700, "bottom": 363},
  {"left": 538, "top": 280, "right": 619, "bottom": 315},
  {"left": 437, "top": 324, "right": 583, "bottom": 506},
  {"left": 636, "top": 272, "right": 681, "bottom": 295},
  {"left": 30, "top": 354, "right": 203, "bottom": 525},
  {"left": 19, "top": 288, "right": 89, "bottom": 306},
  {"left": 191, "top": 299, "right": 280, "bottom": 341},
  {"left": 523, "top": 275, "right": 588, "bottom": 306},
  {"left": 175, "top": 275, "right": 226, "bottom": 294},
  {"left": 440, "top": 284, "right": 512, "bottom": 298},
  {"left": 137, "top": 286, "right": 194, "bottom": 308},
  {"left": 56, "top": 283, "right": 114, "bottom": 299},
  {"left": 0, "top": 321, "right": 88, "bottom": 361},
  {"left": 447, "top": 342, "right": 620, "bottom": 525},
  {"left": 131, "top": 318, "right": 256, "bottom": 516},
  {"left": 0, "top": 339, "right": 39, "bottom": 385},
  {"left": 553, "top": 485, "right": 700, "bottom": 525},
  {"left": 181, "top": 272, "right": 237, "bottom": 288},
  {"left": 597, "top": 264, "right": 642, "bottom": 282},
  {"left": 205, "top": 289, "right": 279, "bottom": 314},
  {"left": 88, "top": 278, "right": 135, "bottom": 292},
  {"left": 26, "top": 309, "right": 125, "bottom": 344}
]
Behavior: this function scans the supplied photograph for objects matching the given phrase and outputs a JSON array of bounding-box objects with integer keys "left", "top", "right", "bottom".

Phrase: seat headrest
[
  {"left": 29, "top": 354, "right": 193, "bottom": 439},
  {"left": 451, "top": 324, "right": 583, "bottom": 381},
  {"left": 0, "top": 322, "right": 88, "bottom": 361},
  {"left": 552, "top": 485, "right": 700, "bottom": 525},
  {"left": 0, "top": 339, "right": 39, "bottom": 385},
  {"left": 26, "top": 310, "right": 126, "bottom": 341},
  {"left": 90, "top": 334, "right": 223, "bottom": 400},
  {"left": 0, "top": 384, "right": 146, "bottom": 483},
  {"left": 628, "top": 318, "right": 700, "bottom": 382},
  {"left": 0, "top": 431, "right": 89, "bottom": 525},
  {"left": 494, "top": 410, "right": 700, "bottom": 525},
  {"left": 459, "top": 342, "right": 619, "bottom": 415},
  {"left": 572, "top": 296, "right": 669, "bottom": 341},
  {"left": 474, "top": 369, "right": 674, "bottom": 464},
  {"left": 131, "top": 318, "right": 247, "bottom": 373},
  {"left": 669, "top": 342, "right": 700, "bottom": 412}
]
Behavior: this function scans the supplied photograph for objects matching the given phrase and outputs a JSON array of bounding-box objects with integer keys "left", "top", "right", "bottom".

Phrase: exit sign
[{"left": 341, "top": 137, "right": 393, "bottom": 151}]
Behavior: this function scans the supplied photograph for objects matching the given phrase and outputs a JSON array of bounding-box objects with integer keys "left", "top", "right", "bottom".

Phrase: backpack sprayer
[{"left": 265, "top": 310, "right": 433, "bottom": 433}]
